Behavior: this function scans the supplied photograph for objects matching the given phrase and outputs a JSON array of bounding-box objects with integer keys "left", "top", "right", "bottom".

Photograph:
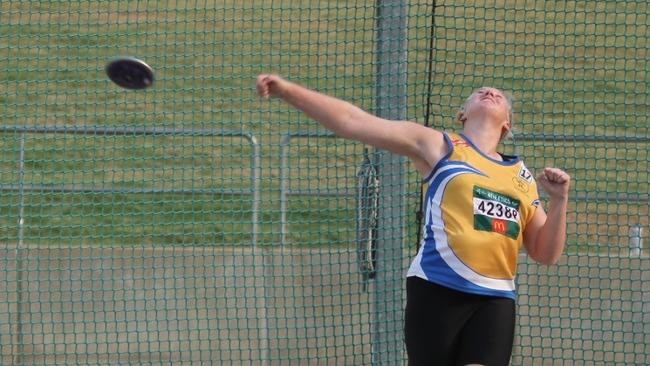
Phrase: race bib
[{"left": 473, "top": 186, "right": 521, "bottom": 239}]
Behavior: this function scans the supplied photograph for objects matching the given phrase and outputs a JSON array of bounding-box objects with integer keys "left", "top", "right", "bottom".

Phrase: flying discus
[{"left": 105, "top": 57, "right": 154, "bottom": 90}]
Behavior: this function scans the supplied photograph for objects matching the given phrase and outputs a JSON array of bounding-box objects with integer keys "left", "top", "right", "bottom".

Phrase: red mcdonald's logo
[{"left": 492, "top": 219, "right": 507, "bottom": 234}]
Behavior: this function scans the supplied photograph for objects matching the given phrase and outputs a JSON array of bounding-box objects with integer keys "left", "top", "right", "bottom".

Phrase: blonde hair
[{"left": 456, "top": 88, "right": 515, "bottom": 141}]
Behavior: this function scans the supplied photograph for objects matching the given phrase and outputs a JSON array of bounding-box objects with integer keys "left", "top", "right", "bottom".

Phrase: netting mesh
[{"left": 0, "top": 1, "right": 648, "bottom": 365}]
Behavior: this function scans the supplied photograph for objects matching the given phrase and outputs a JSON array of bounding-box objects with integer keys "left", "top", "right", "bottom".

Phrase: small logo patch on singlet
[
  {"left": 513, "top": 166, "right": 533, "bottom": 193},
  {"left": 473, "top": 186, "right": 521, "bottom": 239},
  {"left": 518, "top": 166, "right": 533, "bottom": 183}
]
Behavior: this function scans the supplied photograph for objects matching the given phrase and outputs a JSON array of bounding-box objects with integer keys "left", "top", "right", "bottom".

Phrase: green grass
[
  {"left": 0, "top": 0, "right": 648, "bottom": 250},
  {"left": 0, "top": 192, "right": 255, "bottom": 246}
]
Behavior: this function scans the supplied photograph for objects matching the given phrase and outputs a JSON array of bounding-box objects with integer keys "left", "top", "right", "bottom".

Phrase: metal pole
[
  {"left": 13, "top": 133, "right": 26, "bottom": 365},
  {"left": 248, "top": 135, "right": 268, "bottom": 365},
  {"left": 250, "top": 135, "right": 261, "bottom": 248},
  {"left": 373, "top": 1, "right": 408, "bottom": 364}
]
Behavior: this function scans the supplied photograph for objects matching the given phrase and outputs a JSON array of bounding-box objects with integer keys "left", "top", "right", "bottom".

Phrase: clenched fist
[
  {"left": 536, "top": 167, "right": 570, "bottom": 200},
  {"left": 256, "top": 74, "right": 288, "bottom": 100}
]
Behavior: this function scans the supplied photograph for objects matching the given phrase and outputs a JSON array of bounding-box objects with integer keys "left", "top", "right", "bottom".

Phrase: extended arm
[{"left": 256, "top": 74, "right": 446, "bottom": 176}]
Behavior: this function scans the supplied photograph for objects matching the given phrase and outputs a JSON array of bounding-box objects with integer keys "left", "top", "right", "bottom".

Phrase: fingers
[
  {"left": 255, "top": 74, "right": 271, "bottom": 99},
  {"left": 537, "top": 167, "right": 570, "bottom": 185},
  {"left": 256, "top": 74, "right": 282, "bottom": 100},
  {"left": 536, "top": 168, "right": 570, "bottom": 201}
]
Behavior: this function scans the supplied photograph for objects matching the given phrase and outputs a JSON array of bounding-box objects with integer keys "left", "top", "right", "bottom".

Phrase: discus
[{"left": 105, "top": 57, "right": 154, "bottom": 90}]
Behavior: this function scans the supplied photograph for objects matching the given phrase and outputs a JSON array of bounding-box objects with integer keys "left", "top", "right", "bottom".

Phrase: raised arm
[
  {"left": 523, "top": 167, "right": 571, "bottom": 265},
  {"left": 256, "top": 74, "right": 447, "bottom": 176}
]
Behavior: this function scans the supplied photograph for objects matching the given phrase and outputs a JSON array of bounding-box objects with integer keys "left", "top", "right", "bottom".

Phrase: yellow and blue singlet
[{"left": 407, "top": 132, "right": 541, "bottom": 299}]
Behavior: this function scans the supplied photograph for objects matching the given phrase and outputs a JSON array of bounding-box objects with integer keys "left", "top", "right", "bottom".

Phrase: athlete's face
[
  {"left": 467, "top": 87, "right": 509, "bottom": 117},
  {"left": 463, "top": 87, "right": 512, "bottom": 137}
]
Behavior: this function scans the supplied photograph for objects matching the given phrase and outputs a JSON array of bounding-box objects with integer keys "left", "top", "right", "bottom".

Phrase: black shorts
[{"left": 404, "top": 276, "right": 516, "bottom": 366}]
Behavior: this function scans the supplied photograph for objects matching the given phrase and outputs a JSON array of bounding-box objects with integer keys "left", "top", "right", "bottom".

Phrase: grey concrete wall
[
  {"left": 0, "top": 246, "right": 371, "bottom": 366},
  {"left": 514, "top": 254, "right": 649, "bottom": 366},
  {"left": 0, "top": 246, "right": 647, "bottom": 365}
]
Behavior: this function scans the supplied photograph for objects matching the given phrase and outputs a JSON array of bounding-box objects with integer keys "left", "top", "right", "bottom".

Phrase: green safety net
[{"left": 0, "top": 1, "right": 647, "bottom": 365}]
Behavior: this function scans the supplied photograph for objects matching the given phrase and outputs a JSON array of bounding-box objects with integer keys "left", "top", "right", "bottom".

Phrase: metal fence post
[{"left": 373, "top": 0, "right": 408, "bottom": 364}]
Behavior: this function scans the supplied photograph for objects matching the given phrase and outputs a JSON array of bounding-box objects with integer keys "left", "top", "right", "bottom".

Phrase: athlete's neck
[{"left": 462, "top": 129, "right": 502, "bottom": 161}]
